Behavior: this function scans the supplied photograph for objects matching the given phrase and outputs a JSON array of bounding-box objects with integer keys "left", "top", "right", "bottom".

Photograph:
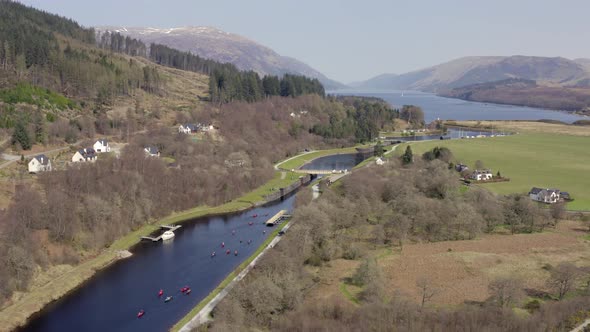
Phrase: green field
[{"left": 399, "top": 133, "right": 590, "bottom": 211}]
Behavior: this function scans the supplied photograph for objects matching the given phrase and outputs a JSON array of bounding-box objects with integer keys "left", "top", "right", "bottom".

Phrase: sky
[{"left": 18, "top": 0, "right": 590, "bottom": 83}]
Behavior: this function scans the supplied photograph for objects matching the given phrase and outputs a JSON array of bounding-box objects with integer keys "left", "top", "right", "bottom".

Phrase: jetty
[
  {"left": 265, "top": 210, "right": 291, "bottom": 226},
  {"left": 141, "top": 225, "right": 182, "bottom": 242}
]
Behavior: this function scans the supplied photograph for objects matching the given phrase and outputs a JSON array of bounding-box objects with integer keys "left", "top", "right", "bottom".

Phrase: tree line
[{"left": 207, "top": 150, "right": 587, "bottom": 331}]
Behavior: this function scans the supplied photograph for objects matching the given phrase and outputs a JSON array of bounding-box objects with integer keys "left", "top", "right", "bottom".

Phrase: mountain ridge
[
  {"left": 97, "top": 26, "right": 347, "bottom": 90},
  {"left": 356, "top": 55, "right": 590, "bottom": 92}
]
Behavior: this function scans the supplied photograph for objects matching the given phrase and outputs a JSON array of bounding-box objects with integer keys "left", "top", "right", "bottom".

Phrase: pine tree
[
  {"left": 33, "top": 106, "right": 46, "bottom": 144},
  {"left": 12, "top": 118, "right": 31, "bottom": 150},
  {"left": 402, "top": 146, "right": 413, "bottom": 165}
]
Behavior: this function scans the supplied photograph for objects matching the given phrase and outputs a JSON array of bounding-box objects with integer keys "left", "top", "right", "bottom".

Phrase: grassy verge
[
  {"left": 339, "top": 283, "right": 360, "bottom": 305},
  {"left": 171, "top": 221, "right": 290, "bottom": 331},
  {"left": 395, "top": 133, "right": 590, "bottom": 210}
]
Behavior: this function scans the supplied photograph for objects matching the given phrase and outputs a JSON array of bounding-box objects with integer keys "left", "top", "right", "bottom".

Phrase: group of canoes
[{"left": 137, "top": 287, "right": 192, "bottom": 318}]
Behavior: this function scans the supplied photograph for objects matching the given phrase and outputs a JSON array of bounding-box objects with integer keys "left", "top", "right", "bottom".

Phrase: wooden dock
[
  {"left": 141, "top": 225, "right": 182, "bottom": 242},
  {"left": 265, "top": 210, "right": 292, "bottom": 226}
]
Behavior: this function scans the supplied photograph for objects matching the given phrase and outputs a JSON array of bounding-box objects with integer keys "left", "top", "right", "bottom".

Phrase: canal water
[
  {"left": 21, "top": 154, "right": 364, "bottom": 332},
  {"left": 331, "top": 90, "right": 586, "bottom": 123},
  {"left": 300, "top": 153, "right": 367, "bottom": 171}
]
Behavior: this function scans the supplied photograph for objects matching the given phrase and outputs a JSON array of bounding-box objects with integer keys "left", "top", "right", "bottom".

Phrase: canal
[{"left": 21, "top": 153, "right": 365, "bottom": 332}]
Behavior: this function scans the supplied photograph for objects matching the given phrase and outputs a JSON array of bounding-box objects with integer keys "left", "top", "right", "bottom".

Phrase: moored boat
[
  {"left": 161, "top": 231, "right": 175, "bottom": 241},
  {"left": 137, "top": 310, "right": 145, "bottom": 318},
  {"left": 164, "top": 296, "right": 173, "bottom": 302}
]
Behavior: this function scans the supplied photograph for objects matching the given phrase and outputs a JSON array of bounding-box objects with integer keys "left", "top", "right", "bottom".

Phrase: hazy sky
[{"left": 19, "top": 0, "right": 590, "bottom": 83}]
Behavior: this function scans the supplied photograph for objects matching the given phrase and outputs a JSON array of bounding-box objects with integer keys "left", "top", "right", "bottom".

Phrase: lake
[{"left": 330, "top": 90, "right": 586, "bottom": 123}]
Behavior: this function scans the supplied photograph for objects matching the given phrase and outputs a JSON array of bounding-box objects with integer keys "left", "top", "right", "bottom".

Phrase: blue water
[
  {"left": 22, "top": 154, "right": 364, "bottom": 332},
  {"left": 300, "top": 153, "right": 366, "bottom": 171},
  {"left": 331, "top": 90, "right": 586, "bottom": 123}
]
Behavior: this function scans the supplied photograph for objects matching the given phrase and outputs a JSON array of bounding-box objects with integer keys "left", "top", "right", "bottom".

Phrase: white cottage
[
  {"left": 178, "top": 124, "right": 198, "bottom": 134},
  {"left": 72, "top": 148, "right": 97, "bottom": 162},
  {"left": 93, "top": 139, "right": 110, "bottom": 153},
  {"left": 470, "top": 169, "right": 493, "bottom": 181},
  {"left": 28, "top": 154, "right": 52, "bottom": 173},
  {"left": 144, "top": 146, "right": 160, "bottom": 157},
  {"left": 529, "top": 187, "right": 560, "bottom": 204}
]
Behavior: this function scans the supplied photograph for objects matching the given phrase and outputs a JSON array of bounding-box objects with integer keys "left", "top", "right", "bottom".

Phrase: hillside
[
  {"left": 97, "top": 26, "right": 346, "bottom": 90},
  {"left": 441, "top": 78, "right": 590, "bottom": 114},
  {"left": 357, "top": 56, "right": 590, "bottom": 92}
]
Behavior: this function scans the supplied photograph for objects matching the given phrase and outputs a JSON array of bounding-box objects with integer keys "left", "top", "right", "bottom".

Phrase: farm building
[
  {"left": 470, "top": 169, "right": 493, "bottom": 181},
  {"left": 93, "top": 139, "right": 110, "bottom": 153}
]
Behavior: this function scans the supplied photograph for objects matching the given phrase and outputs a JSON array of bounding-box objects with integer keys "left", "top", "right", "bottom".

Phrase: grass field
[
  {"left": 303, "top": 221, "right": 590, "bottom": 310},
  {"left": 397, "top": 133, "right": 590, "bottom": 210}
]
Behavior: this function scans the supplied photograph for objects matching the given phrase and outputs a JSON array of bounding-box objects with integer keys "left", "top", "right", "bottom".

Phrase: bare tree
[
  {"left": 474, "top": 160, "right": 485, "bottom": 170},
  {"left": 550, "top": 201, "right": 566, "bottom": 223},
  {"left": 547, "top": 263, "right": 580, "bottom": 300},
  {"left": 488, "top": 277, "right": 524, "bottom": 307},
  {"left": 416, "top": 276, "right": 437, "bottom": 308}
]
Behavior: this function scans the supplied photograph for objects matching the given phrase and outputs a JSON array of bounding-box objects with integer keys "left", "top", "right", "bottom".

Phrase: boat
[
  {"left": 164, "top": 296, "right": 173, "bottom": 303},
  {"left": 234, "top": 250, "right": 238, "bottom": 256},
  {"left": 185, "top": 288, "right": 192, "bottom": 295},
  {"left": 161, "top": 231, "right": 175, "bottom": 241},
  {"left": 248, "top": 222, "right": 253, "bottom": 226},
  {"left": 221, "top": 242, "right": 225, "bottom": 248},
  {"left": 137, "top": 310, "right": 145, "bottom": 318},
  {"left": 252, "top": 214, "right": 258, "bottom": 218},
  {"left": 158, "top": 289, "right": 163, "bottom": 297},
  {"left": 211, "top": 251, "right": 216, "bottom": 257},
  {"left": 226, "top": 249, "right": 230, "bottom": 255},
  {"left": 181, "top": 286, "right": 189, "bottom": 293}
]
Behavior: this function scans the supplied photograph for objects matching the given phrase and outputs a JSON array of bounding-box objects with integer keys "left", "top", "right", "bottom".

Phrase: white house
[
  {"left": 375, "top": 157, "right": 385, "bottom": 166},
  {"left": 93, "top": 139, "right": 110, "bottom": 153},
  {"left": 178, "top": 124, "right": 198, "bottom": 134},
  {"left": 470, "top": 169, "right": 493, "bottom": 181},
  {"left": 144, "top": 146, "right": 160, "bottom": 157},
  {"left": 529, "top": 187, "right": 560, "bottom": 204},
  {"left": 197, "top": 123, "right": 214, "bottom": 132},
  {"left": 28, "top": 154, "right": 52, "bottom": 173},
  {"left": 72, "top": 148, "right": 97, "bottom": 162}
]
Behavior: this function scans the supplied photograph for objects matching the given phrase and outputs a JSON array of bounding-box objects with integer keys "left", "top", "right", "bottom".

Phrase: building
[
  {"left": 28, "top": 154, "right": 52, "bottom": 173},
  {"left": 144, "top": 146, "right": 160, "bottom": 157},
  {"left": 375, "top": 157, "right": 385, "bottom": 166},
  {"left": 455, "top": 163, "right": 469, "bottom": 172},
  {"left": 529, "top": 187, "right": 560, "bottom": 204},
  {"left": 199, "top": 123, "right": 214, "bottom": 132},
  {"left": 178, "top": 124, "right": 198, "bottom": 134},
  {"left": 72, "top": 148, "right": 97, "bottom": 162},
  {"left": 93, "top": 139, "right": 110, "bottom": 153},
  {"left": 470, "top": 169, "right": 493, "bottom": 181}
]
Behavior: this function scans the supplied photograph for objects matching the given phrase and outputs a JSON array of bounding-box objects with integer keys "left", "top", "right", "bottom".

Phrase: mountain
[
  {"left": 97, "top": 26, "right": 346, "bottom": 90},
  {"left": 357, "top": 56, "right": 590, "bottom": 92},
  {"left": 440, "top": 78, "right": 590, "bottom": 114}
]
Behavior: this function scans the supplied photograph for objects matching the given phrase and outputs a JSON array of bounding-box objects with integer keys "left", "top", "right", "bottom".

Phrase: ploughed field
[{"left": 399, "top": 133, "right": 590, "bottom": 211}]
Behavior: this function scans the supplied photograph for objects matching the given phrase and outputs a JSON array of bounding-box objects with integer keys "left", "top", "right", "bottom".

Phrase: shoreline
[{"left": 0, "top": 148, "right": 353, "bottom": 331}]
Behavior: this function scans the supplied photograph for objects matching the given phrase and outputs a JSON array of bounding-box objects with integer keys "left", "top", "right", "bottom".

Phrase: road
[
  {"left": 571, "top": 318, "right": 590, "bottom": 332},
  {"left": 0, "top": 146, "right": 72, "bottom": 169},
  {"left": 178, "top": 221, "right": 292, "bottom": 332}
]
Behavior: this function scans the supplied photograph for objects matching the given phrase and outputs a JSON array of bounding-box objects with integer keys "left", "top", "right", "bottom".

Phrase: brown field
[
  {"left": 447, "top": 120, "right": 590, "bottom": 136},
  {"left": 305, "top": 221, "right": 590, "bottom": 308}
]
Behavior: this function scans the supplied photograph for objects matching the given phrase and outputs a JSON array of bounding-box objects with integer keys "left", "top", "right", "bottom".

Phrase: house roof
[
  {"left": 529, "top": 187, "right": 543, "bottom": 194},
  {"left": 77, "top": 148, "right": 96, "bottom": 159},
  {"left": 473, "top": 169, "right": 492, "bottom": 174},
  {"left": 33, "top": 154, "right": 50, "bottom": 165},
  {"left": 145, "top": 146, "right": 159, "bottom": 154},
  {"left": 96, "top": 138, "right": 108, "bottom": 145},
  {"left": 183, "top": 124, "right": 198, "bottom": 131}
]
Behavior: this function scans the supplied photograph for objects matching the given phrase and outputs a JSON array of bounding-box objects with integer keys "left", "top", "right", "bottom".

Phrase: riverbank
[
  {"left": 172, "top": 220, "right": 291, "bottom": 332},
  {"left": 0, "top": 147, "right": 354, "bottom": 331}
]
